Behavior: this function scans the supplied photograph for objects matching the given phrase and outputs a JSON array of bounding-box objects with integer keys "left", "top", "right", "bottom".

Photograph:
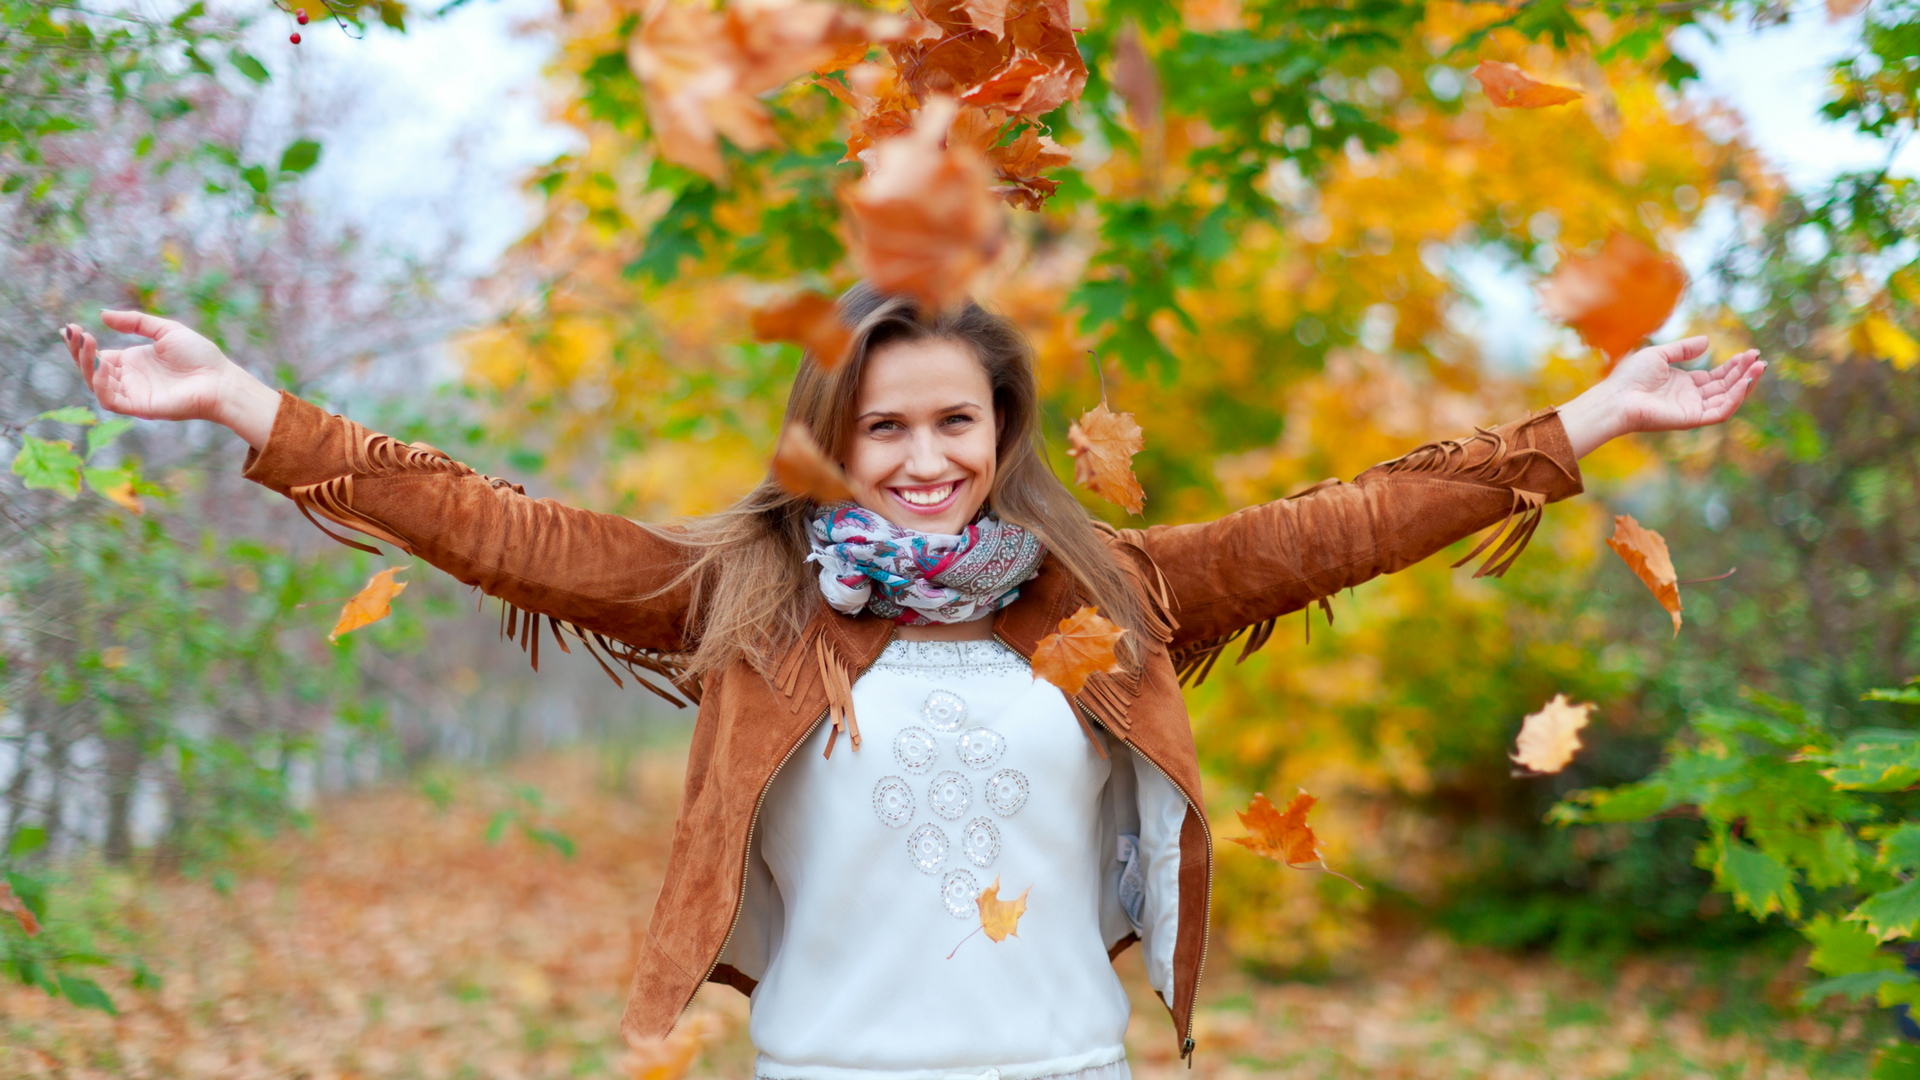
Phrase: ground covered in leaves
[{"left": 1, "top": 752, "right": 1885, "bottom": 1079}]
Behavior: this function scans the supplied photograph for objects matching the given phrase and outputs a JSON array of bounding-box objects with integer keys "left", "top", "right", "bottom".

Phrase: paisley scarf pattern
[{"left": 806, "top": 505, "right": 1046, "bottom": 625}]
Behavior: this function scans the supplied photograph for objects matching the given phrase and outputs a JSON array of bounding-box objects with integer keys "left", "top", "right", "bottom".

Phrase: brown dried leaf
[
  {"left": 1605, "top": 513, "right": 1682, "bottom": 636},
  {"left": 1826, "top": 0, "right": 1869, "bottom": 17},
  {"left": 1540, "top": 232, "right": 1687, "bottom": 368},
  {"left": 1067, "top": 401, "right": 1145, "bottom": 514},
  {"left": 330, "top": 567, "right": 408, "bottom": 643},
  {"left": 1111, "top": 23, "right": 1161, "bottom": 133},
  {"left": 1470, "top": 61, "right": 1583, "bottom": 108},
  {"left": 1511, "top": 693, "right": 1595, "bottom": 774},
  {"left": 1030, "top": 604, "right": 1126, "bottom": 696},
  {"left": 752, "top": 291, "right": 852, "bottom": 369},
  {"left": 976, "top": 876, "right": 1030, "bottom": 941},
  {"left": 0, "top": 881, "right": 40, "bottom": 937},
  {"left": 959, "top": 0, "right": 1009, "bottom": 38},
  {"left": 846, "top": 96, "right": 1005, "bottom": 310},
  {"left": 960, "top": 56, "right": 1072, "bottom": 116},
  {"left": 770, "top": 424, "right": 855, "bottom": 503}
]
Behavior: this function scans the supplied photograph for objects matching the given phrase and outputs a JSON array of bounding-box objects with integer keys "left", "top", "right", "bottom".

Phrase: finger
[
  {"left": 99, "top": 308, "right": 182, "bottom": 341},
  {"left": 1694, "top": 349, "right": 1760, "bottom": 392},
  {"left": 1645, "top": 335, "right": 1710, "bottom": 369},
  {"left": 60, "top": 324, "right": 80, "bottom": 363},
  {"left": 79, "top": 334, "right": 101, "bottom": 391}
]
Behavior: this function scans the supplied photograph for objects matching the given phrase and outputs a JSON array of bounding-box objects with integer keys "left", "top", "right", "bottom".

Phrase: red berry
[
  {"left": 290, "top": 31, "right": 301, "bottom": 43},
  {"left": 296, "top": 9, "right": 309, "bottom": 23}
]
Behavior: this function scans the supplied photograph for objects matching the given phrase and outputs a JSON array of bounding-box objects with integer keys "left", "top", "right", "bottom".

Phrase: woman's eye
[{"left": 943, "top": 413, "right": 976, "bottom": 427}]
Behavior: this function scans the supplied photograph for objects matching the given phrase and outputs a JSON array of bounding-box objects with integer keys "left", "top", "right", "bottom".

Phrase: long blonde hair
[{"left": 652, "top": 285, "right": 1150, "bottom": 680}]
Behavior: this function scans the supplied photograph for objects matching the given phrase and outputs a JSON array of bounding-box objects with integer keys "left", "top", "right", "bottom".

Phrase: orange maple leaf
[
  {"left": 1511, "top": 693, "right": 1595, "bottom": 775},
  {"left": 1030, "top": 604, "right": 1126, "bottom": 695},
  {"left": 1, "top": 881, "right": 40, "bottom": 937},
  {"left": 846, "top": 96, "right": 1005, "bottom": 311},
  {"left": 622, "top": 1012, "right": 722, "bottom": 1080},
  {"left": 977, "top": 877, "right": 1030, "bottom": 941},
  {"left": 753, "top": 291, "right": 853, "bottom": 369},
  {"left": 1470, "top": 61, "right": 1583, "bottom": 108},
  {"left": 891, "top": 0, "right": 1085, "bottom": 114},
  {"left": 1540, "top": 232, "right": 1688, "bottom": 368},
  {"left": 1233, "top": 790, "right": 1362, "bottom": 887},
  {"left": 1066, "top": 401, "right": 1145, "bottom": 514},
  {"left": 770, "top": 424, "right": 855, "bottom": 503},
  {"left": 959, "top": 0, "right": 1010, "bottom": 39},
  {"left": 1605, "top": 513, "right": 1682, "bottom": 636},
  {"left": 329, "top": 567, "right": 408, "bottom": 643}
]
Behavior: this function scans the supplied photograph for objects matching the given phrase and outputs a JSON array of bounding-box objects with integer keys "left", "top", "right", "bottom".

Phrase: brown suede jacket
[{"left": 241, "top": 392, "right": 1583, "bottom": 1061}]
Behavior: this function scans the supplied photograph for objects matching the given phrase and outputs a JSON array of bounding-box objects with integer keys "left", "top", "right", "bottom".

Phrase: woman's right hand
[{"left": 61, "top": 310, "right": 280, "bottom": 450}]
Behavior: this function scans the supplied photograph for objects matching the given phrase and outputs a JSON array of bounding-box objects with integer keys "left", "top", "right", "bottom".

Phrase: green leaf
[
  {"left": 242, "top": 164, "right": 270, "bottom": 194},
  {"left": 56, "top": 973, "right": 116, "bottom": 1015},
  {"left": 1801, "top": 969, "right": 1916, "bottom": 1006},
  {"left": 1751, "top": 823, "right": 1863, "bottom": 889},
  {"left": 484, "top": 810, "right": 511, "bottom": 846},
  {"left": 1880, "top": 822, "right": 1920, "bottom": 871},
  {"left": 1817, "top": 729, "right": 1920, "bottom": 791},
  {"left": 278, "top": 139, "right": 322, "bottom": 175},
  {"left": 11, "top": 436, "right": 84, "bottom": 497},
  {"left": 34, "top": 406, "right": 98, "bottom": 426},
  {"left": 1857, "top": 876, "right": 1920, "bottom": 941},
  {"left": 7, "top": 826, "right": 47, "bottom": 857},
  {"left": 6, "top": 871, "right": 47, "bottom": 922},
  {"left": 86, "top": 418, "right": 135, "bottom": 459},
  {"left": 1804, "top": 913, "right": 1900, "bottom": 976},
  {"left": 232, "top": 52, "right": 270, "bottom": 84},
  {"left": 1865, "top": 686, "right": 1920, "bottom": 704},
  {"left": 1709, "top": 832, "right": 1800, "bottom": 921},
  {"left": 1872, "top": 1044, "right": 1920, "bottom": 1080},
  {"left": 521, "top": 826, "right": 576, "bottom": 858}
]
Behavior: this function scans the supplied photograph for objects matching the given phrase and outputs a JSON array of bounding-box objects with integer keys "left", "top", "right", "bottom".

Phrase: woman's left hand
[{"left": 1558, "top": 336, "right": 1766, "bottom": 458}]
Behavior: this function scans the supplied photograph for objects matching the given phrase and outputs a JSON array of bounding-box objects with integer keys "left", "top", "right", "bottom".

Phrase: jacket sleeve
[
  {"left": 241, "top": 392, "right": 701, "bottom": 698},
  {"left": 1112, "top": 408, "right": 1584, "bottom": 685}
]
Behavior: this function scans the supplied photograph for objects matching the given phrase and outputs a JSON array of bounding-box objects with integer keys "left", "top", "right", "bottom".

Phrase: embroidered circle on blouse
[
  {"left": 961, "top": 816, "right": 1001, "bottom": 867},
  {"left": 955, "top": 727, "right": 1006, "bottom": 770},
  {"left": 907, "top": 823, "right": 949, "bottom": 873},
  {"left": 922, "top": 689, "right": 968, "bottom": 732},
  {"left": 984, "top": 768, "right": 1029, "bottom": 816},
  {"left": 927, "top": 770, "right": 972, "bottom": 820},
  {"left": 940, "top": 868, "right": 981, "bottom": 918},
  {"left": 872, "top": 776, "right": 915, "bottom": 828},
  {"left": 892, "top": 726, "right": 939, "bottom": 774}
]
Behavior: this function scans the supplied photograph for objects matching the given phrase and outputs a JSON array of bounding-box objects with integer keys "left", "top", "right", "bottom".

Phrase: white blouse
[{"left": 720, "top": 638, "right": 1190, "bottom": 1080}]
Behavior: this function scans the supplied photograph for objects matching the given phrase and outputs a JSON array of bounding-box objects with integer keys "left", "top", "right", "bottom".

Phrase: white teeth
[{"left": 898, "top": 484, "right": 955, "bottom": 506}]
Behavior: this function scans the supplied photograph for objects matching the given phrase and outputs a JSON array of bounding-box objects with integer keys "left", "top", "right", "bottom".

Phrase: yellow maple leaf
[
  {"left": 329, "top": 567, "right": 408, "bottom": 643},
  {"left": 1029, "top": 605, "right": 1126, "bottom": 695},
  {"left": 1066, "top": 401, "right": 1146, "bottom": 515},
  {"left": 977, "top": 876, "right": 1030, "bottom": 942},
  {"left": 1604, "top": 514, "right": 1681, "bottom": 636},
  {"left": 1511, "top": 693, "right": 1595, "bottom": 774}
]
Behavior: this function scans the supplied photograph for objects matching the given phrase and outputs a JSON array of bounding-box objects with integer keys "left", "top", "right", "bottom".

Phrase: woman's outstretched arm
[
  {"left": 1113, "top": 337, "right": 1764, "bottom": 673},
  {"left": 60, "top": 311, "right": 702, "bottom": 669}
]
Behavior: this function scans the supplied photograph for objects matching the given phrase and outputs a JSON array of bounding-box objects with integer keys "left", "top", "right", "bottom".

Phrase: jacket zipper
[
  {"left": 676, "top": 627, "right": 896, "bottom": 1022},
  {"left": 993, "top": 631, "right": 1213, "bottom": 1062}
]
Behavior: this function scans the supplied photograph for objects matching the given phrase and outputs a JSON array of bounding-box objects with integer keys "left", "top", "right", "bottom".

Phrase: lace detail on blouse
[{"left": 869, "top": 638, "right": 1030, "bottom": 678}]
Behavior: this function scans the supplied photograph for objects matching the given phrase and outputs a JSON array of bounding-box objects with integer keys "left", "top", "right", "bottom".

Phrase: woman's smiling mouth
[{"left": 890, "top": 481, "right": 963, "bottom": 514}]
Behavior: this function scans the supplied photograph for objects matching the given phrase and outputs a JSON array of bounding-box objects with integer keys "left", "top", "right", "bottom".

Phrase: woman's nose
[{"left": 903, "top": 428, "right": 947, "bottom": 478}]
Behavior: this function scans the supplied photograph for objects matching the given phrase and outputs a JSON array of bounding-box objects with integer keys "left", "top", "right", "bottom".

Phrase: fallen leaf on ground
[
  {"left": 1470, "top": 61, "right": 1583, "bottom": 108},
  {"left": 1, "top": 881, "right": 39, "bottom": 937},
  {"left": 1511, "top": 693, "right": 1595, "bottom": 774},
  {"left": 1066, "top": 400, "right": 1145, "bottom": 514},
  {"left": 1605, "top": 513, "right": 1682, "bottom": 635},
  {"left": 1540, "top": 232, "right": 1687, "bottom": 368},
  {"left": 753, "top": 292, "right": 853, "bottom": 368},
  {"left": 846, "top": 96, "right": 1004, "bottom": 310},
  {"left": 330, "top": 567, "right": 409, "bottom": 643},
  {"left": 770, "top": 424, "right": 855, "bottom": 503},
  {"left": 1233, "top": 790, "right": 1363, "bottom": 887},
  {"left": 977, "top": 877, "right": 1030, "bottom": 941},
  {"left": 1030, "top": 605, "right": 1126, "bottom": 695},
  {"left": 622, "top": 1012, "right": 722, "bottom": 1080}
]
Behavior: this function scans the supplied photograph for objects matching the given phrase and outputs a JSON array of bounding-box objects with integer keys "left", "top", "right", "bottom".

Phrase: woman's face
[{"left": 840, "top": 336, "right": 998, "bottom": 535}]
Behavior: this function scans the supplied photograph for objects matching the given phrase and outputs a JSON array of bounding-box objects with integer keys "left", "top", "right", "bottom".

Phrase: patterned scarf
[{"left": 806, "top": 504, "right": 1046, "bottom": 625}]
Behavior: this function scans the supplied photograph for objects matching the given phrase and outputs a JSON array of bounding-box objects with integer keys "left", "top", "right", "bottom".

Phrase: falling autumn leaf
[
  {"left": 978, "top": 877, "right": 1030, "bottom": 941},
  {"left": 1605, "top": 513, "right": 1682, "bottom": 636},
  {"left": 1470, "top": 60, "right": 1583, "bottom": 108},
  {"left": 1511, "top": 693, "right": 1595, "bottom": 774},
  {"left": 1066, "top": 400, "right": 1146, "bottom": 514},
  {"left": 1855, "top": 313, "right": 1920, "bottom": 370},
  {"left": 1826, "top": 0, "right": 1869, "bottom": 17},
  {"left": 1030, "top": 604, "right": 1126, "bottom": 695},
  {"left": 330, "top": 567, "right": 409, "bottom": 643},
  {"left": 822, "top": 63, "right": 920, "bottom": 164},
  {"left": 1111, "top": 23, "right": 1162, "bottom": 135},
  {"left": 770, "top": 424, "right": 855, "bottom": 503},
  {"left": 959, "top": 0, "right": 1009, "bottom": 39},
  {"left": 627, "top": 0, "right": 930, "bottom": 179},
  {"left": 753, "top": 291, "right": 853, "bottom": 369},
  {"left": 846, "top": 96, "right": 1005, "bottom": 311},
  {"left": 0, "top": 880, "right": 40, "bottom": 937},
  {"left": 1233, "top": 790, "right": 1362, "bottom": 887},
  {"left": 622, "top": 1012, "right": 722, "bottom": 1080},
  {"left": 1540, "top": 232, "right": 1687, "bottom": 368}
]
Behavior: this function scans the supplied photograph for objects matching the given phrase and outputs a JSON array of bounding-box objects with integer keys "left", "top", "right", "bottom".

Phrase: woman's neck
[{"left": 893, "top": 616, "right": 995, "bottom": 642}]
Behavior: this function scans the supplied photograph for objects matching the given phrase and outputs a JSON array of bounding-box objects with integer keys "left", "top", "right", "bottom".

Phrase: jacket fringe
[{"left": 815, "top": 633, "right": 860, "bottom": 758}]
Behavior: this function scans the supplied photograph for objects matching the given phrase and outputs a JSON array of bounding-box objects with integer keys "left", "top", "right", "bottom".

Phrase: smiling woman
[{"left": 55, "top": 280, "right": 1761, "bottom": 1074}]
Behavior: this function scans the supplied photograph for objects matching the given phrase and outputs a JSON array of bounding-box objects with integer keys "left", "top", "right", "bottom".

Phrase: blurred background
[{"left": 1, "top": 0, "right": 1917, "bottom": 1076}]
